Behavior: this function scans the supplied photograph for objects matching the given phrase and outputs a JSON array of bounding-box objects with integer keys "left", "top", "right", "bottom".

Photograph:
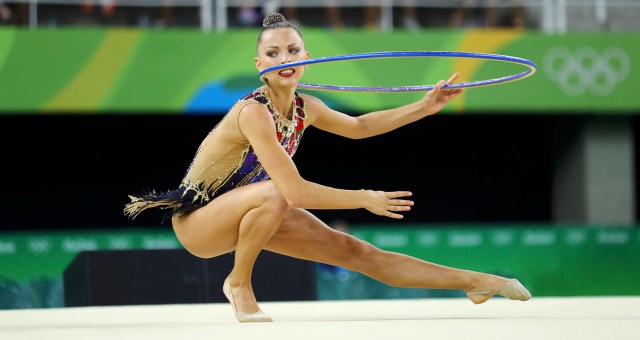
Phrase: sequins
[{"left": 127, "top": 87, "right": 308, "bottom": 220}]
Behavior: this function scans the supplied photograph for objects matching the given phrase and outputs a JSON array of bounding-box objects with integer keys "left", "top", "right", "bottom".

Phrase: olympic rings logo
[
  {"left": 28, "top": 238, "right": 52, "bottom": 254},
  {"left": 544, "top": 47, "right": 630, "bottom": 96}
]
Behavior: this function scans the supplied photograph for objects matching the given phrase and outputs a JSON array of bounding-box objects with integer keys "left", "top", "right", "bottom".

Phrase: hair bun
[{"left": 263, "top": 13, "right": 287, "bottom": 27}]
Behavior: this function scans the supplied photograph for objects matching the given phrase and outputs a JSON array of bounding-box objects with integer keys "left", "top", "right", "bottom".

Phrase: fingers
[
  {"left": 446, "top": 72, "right": 460, "bottom": 84},
  {"left": 366, "top": 190, "right": 414, "bottom": 219},
  {"left": 431, "top": 73, "right": 465, "bottom": 101},
  {"left": 387, "top": 191, "right": 412, "bottom": 199},
  {"left": 388, "top": 199, "right": 414, "bottom": 206},
  {"left": 448, "top": 88, "right": 464, "bottom": 97},
  {"left": 386, "top": 212, "right": 405, "bottom": 219},
  {"left": 384, "top": 191, "right": 414, "bottom": 219},
  {"left": 434, "top": 72, "right": 461, "bottom": 91}
]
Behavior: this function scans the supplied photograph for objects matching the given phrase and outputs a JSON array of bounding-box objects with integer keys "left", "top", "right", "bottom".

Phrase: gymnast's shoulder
[
  {"left": 297, "top": 92, "right": 332, "bottom": 115},
  {"left": 297, "top": 92, "right": 333, "bottom": 123}
]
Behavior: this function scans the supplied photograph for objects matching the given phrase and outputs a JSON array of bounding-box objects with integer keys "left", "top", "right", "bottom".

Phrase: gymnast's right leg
[{"left": 171, "top": 181, "right": 289, "bottom": 320}]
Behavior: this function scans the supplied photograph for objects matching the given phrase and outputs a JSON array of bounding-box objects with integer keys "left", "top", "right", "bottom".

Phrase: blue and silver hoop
[{"left": 259, "top": 51, "right": 537, "bottom": 92}]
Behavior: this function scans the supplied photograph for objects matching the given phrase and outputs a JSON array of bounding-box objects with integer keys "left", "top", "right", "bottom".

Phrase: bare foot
[{"left": 465, "top": 275, "right": 531, "bottom": 304}]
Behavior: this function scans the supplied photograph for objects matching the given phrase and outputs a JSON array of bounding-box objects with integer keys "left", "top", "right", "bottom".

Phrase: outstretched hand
[
  {"left": 423, "top": 72, "right": 464, "bottom": 113},
  {"left": 364, "top": 190, "right": 414, "bottom": 219}
]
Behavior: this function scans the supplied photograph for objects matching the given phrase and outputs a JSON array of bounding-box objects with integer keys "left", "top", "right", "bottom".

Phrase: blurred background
[{"left": 0, "top": 0, "right": 639, "bottom": 309}]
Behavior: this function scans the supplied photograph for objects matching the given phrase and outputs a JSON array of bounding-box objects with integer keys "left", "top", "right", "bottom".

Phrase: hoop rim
[{"left": 258, "top": 51, "right": 537, "bottom": 92}]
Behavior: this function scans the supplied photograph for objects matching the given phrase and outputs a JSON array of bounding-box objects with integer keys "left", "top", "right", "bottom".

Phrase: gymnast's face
[{"left": 255, "top": 28, "right": 309, "bottom": 86}]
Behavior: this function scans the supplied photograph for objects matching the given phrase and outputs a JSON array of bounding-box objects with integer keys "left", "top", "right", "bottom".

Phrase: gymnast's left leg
[{"left": 265, "top": 208, "right": 530, "bottom": 304}]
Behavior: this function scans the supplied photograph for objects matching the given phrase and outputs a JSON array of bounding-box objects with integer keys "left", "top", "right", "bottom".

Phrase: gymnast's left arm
[{"left": 305, "top": 72, "right": 463, "bottom": 139}]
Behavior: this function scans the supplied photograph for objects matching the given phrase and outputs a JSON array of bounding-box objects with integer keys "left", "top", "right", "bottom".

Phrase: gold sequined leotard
[{"left": 124, "top": 87, "right": 307, "bottom": 222}]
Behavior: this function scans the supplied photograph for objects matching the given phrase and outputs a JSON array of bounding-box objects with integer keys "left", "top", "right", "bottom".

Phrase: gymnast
[{"left": 125, "top": 12, "right": 531, "bottom": 323}]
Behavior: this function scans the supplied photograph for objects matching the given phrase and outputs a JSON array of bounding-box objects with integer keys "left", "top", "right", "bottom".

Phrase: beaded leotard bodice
[
  {"left": 180, "top": 87, "right": 307, "bottom": 202},
  {"left": 124, "top": 87, "right": 307, "bottom": 221}
]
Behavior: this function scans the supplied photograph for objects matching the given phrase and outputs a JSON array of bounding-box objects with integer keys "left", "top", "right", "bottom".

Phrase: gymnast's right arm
[{"left": 237, "top": 103, "right": 414, "bottom": 219}]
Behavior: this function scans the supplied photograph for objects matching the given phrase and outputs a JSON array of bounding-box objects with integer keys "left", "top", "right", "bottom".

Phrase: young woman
[{"left": 125, "top": 13, "right": 531, "bottom": 323}]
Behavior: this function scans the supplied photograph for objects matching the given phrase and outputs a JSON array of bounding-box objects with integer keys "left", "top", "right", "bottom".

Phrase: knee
[
  {"left": 260, "top": 182, "right": 291, "bottom": 216},
  {"left": 240, "top": 182, "right": 290, "bottom": 236},
  {"left": 338, "top": 236, "right": 379, "bottom": 271}
]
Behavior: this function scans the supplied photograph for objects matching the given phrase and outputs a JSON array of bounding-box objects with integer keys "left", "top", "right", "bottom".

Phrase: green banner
[
  {"left": 0, "top": 28, "right": 637, "bottom": 114},
  {"left": 351, "top": 225, "right": 640, "bottom": 297},
  {"left": 0, "top": 228, "right": 181, "bottom": 309},
  {"left": 0, "top": 228, "right": 181, "bottom": 282},
  {"left": 0, "top": 225, "right": 638, "bottom": 309}
]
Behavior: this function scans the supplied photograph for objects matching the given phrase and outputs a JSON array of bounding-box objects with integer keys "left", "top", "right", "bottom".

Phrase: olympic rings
[
  {"left": 258, "top": 51, "right": 537, "bottom": 92},
  {"left": 544, "top": 47, "right": 630, "bottom": 96}
]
